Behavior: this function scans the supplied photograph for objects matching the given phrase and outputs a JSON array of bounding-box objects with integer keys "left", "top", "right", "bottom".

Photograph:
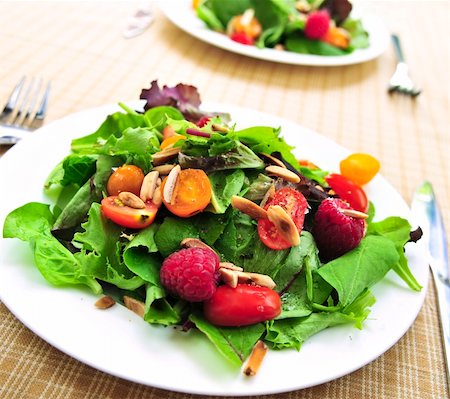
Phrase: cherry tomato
[
  {"left": 339, "top": 153, "right": 380, "bottom": 186},
  {"left": 161, "top": 169, "right": 211, "bottom": 218},
  {"left": 203, "top": 284, "right": 281, "bottom": 327},
  {"left": 107, "top": 165, "right": 144, "bottom": 197},
  {"left": 257, "top": 187, "right": 307, "bottom": 250},
  {"left": 101, "top": 196, "right": 158, "bottom": 229},
  {"left": 325, "top": 173, "right": 368, "bottom": 212}
]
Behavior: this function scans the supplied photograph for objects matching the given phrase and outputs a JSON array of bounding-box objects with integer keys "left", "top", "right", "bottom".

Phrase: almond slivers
[
  {"left": 231, "top": 195, "right": 268, "bottom": 220},
  {"left": 265, "top": 165, "right": 300, "bottom": 183},
  {"left": 243, "top": 340, "right": 268, "bottom": 376},
  {"left": 123, "top": 296, "right": 145, "bottom": 318},
  {"left": 267, "top": 205, "right": 300, "bottom": 246}
]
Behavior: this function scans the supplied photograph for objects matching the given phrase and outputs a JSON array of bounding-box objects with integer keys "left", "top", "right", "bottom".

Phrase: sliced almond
[
  {"left": 259, "top": 184, "right": 276, "bottom": 208},
  {"left": 236, "top": 271, "right": 276, "bottom": 289},
  {"left": 94, "top": 295, "right": 116, "bottom": 309},
  {"left": 153, "top": 164, "right": 176, "bottom": 175},
  {"left": 118, "top": 191, "right": 145, "bottom": 209},
  {"left": 265, "top": 165, "right": 300, "bottom": 183},
  {"left": 140, "top": 171, "right": 159, "bottom": 202},
  {"left": 180, "top": 238, "right": 216, "bottom": 253},
  {"left": 231, "top": 195, "right": 268, "bottom": 220},
  {"left": 152, "top": 147, "right": 181, "bottom": 166},
  {"left": 152, "top": 186, "right": 163, "bottom": 207},
  {"left": 219, "top": 268, "right": 238, "bottom": 288},
  {"left": 219, "top": 262, "right": 243, "bottom": 272},
  {"left": 267, "top": 205, "right": 300, "bottom": 246},
  {"left": 123, "top": 296, "right": 145, "bottom": 318},
  {"left": 340, "top": 208, "right": 369, "bottom": 219},
  {"left": 243, "top": 340, "right": 268, "bottom": 377},
  {"left": 163, "top": 164, "right": 181, "bottom": 204},
  {"left": 212, "top": 123, "right": 229, "bottom": 133},
  {"left": 259, "top": 153, "right": 286, "bottom": 168}
]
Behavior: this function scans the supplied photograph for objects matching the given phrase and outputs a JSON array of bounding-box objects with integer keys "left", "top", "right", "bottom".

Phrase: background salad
[{"left": 195, "top": 0, "right": 370, "bottom": 56}]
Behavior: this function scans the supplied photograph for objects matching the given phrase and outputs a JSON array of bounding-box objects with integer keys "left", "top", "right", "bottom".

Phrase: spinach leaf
[
  {"left": 317, "top": 235, "right": 399, "bottom": 307},
  {"left": 208, "top": 169, "right": 245, "bottom": 214},
  {"left": 266, "top": 311, "right": 361, "bottom": 350},
  {"left": 190, "top": 312, "right": 265, "bottom": 366},
  {"left": 367, "top": 217, "right": 422, "bottom": 291},
  {"left": 154, "top": 217, "right": 200, "bottom": 257},
  {"left": 3, "top": 202, "right": 101, "bottom": 293},
  {"left": 285, "top": 34, "right": 350, "bottom": 56},
  {"left": 74, "top": 203, "right": 144, "bottom": 290},
  {"left": 206, "top": 0, "right": 251, "bottom": 26}
]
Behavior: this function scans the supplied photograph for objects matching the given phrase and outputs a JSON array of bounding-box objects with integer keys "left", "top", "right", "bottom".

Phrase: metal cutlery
[
  {"left": 411, "top": 181, "right": 450, "bottom": 385},
  {"left": 0, "top": 76, "right": 51, "bottom": 145},
  {"left": 388, "top": 34, "right": 421, "bottom": 97}
]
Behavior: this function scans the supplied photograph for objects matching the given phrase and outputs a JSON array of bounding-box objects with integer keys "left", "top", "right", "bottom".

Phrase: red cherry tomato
[
  {"left": 257, "top": 187, "right": 308, "bottom": 250},
  {"left": 203, "top": 284, "right": 281, "bottom": 327},
  {"left": 101, "top": 196, "right": 158, "bottom": 229},
  {"left": 325, "top": 173, "right": 368, "bottom": 212}
]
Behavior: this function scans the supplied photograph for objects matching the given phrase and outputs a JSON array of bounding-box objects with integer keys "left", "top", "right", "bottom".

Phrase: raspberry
[
  {"left": 304, "top": 10, "right": 330, "bottom": 40},
  {"left": 160, "top": 247, "right": 220, "bottom": 302},
  {"left": 312, "top": 198, "right": 365, "bottom": 262}
]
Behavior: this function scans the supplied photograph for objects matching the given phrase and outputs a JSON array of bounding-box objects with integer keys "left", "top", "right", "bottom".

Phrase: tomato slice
[
  {"left": 101, "top": 196, "right": 158, "bottom": 229},
  {"left": 257, "top": 187, "right": 308, "bottom": 250},
  {"left": 325, "top": 173, "right": 368, "bottom": 212},
  {"left": 203, "top": 284, "right": 281, "bottom": 327}
]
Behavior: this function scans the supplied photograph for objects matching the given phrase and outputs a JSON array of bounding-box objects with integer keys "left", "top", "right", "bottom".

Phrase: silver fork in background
[
  {"left": 387, "top": 34, "right": 421, "bottom": 97},
  {"left": 0, "top": 76, "right": 51, "bottom": 145}
]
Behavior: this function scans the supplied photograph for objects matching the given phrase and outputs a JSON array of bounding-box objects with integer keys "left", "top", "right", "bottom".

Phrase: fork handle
[{"left": 391, "top": 34, "right": 405, "bottom": 62}]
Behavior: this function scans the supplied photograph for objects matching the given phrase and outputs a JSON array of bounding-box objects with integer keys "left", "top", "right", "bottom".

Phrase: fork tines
[{"left": 1, "top": 76, "right": 51, "bottom": 130}]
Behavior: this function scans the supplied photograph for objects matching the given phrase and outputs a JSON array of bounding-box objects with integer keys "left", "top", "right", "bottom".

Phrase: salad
[
  {"left": 2, "top": 80, "right": 422, "bottom": 375},
  {"left": 194, "top": 0, "right": 370, "bottom": 56}
]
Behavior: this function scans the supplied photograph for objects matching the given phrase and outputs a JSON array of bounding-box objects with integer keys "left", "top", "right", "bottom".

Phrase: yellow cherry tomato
[{"left": 339, "top": 153, "right": 380, "bottom": 186}]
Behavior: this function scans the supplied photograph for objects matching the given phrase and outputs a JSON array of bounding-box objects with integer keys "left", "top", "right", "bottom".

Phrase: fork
[
  {"left": 0, "top": 76, "right": 51, "bottom": 145},
  {"left": 387, "top": 34, "right": 421, "bottom": 97}
]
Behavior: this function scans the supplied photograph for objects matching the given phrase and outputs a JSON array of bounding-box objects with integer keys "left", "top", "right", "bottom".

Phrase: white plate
[
  {"left": 0, "top": 103, "right": 428, "bottom": 396},
  {"left": 159, "top": 0, "right": 390, "bottom": 66}
]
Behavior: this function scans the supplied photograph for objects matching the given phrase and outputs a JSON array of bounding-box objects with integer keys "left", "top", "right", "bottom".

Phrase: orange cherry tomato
[
  {"left": 203, "top": 284, "right": 281, "bottom": 327},
  {"left": 106, "top": 165, "right": 144, "bottom": 197},
  {"left": 325, "top": 173, "right": 368, "bottom": 212},
  {"left": 160, "top": 134, "right": 185, "bottom": 150},
  {"left": 101, "top": 196, "right": 158, "bottom": 229},
  {"left": 339, "top": 153, "right": 380, "bottom": 186},
  {"left": 161, "top": 169, "right": 211, "bottom": 218},
  {"left": 258, "top": 187, "right": 308, "bottom": 250}
]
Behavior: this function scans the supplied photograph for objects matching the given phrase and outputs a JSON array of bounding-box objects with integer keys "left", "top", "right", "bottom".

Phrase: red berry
[
  {"left": 160, "top": 247, "right": 220, "bottom": 302},
  {"left": 230, "top": 32, "right": 254, "bottom": 45},
  {"left": 312, "top": 198, "right": 365, "bottom": 262},
  {"left": 304, "top": 10, "right": 330, "bottom": 40}
]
